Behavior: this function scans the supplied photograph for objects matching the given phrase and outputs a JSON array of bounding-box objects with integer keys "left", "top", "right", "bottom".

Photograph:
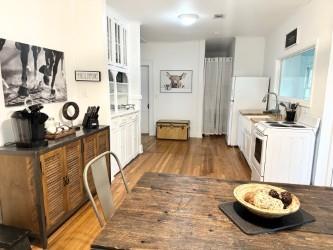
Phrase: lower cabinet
[
  {"left": 0, "top": 126, "right": 110, "bottom": 249},
  {"left": 110, "top": 111, "right": 140, "bottom": 178},
  {"left": 238, "top": 114, "right": 254, "bottom": 164}
]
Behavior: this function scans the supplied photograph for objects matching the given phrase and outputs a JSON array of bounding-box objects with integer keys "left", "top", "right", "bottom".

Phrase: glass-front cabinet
[
  {"left": 106, "top": 16, "right": 128, "bottom": 68},
  {"left": 109, "top": 69, "right": 129, "bottom": 113}
]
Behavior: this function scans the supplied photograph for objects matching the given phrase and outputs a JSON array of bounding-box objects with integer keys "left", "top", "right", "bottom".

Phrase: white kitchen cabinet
[
  {"left": 110, "top": 111, "right": 140, "bottom": 179},
  {"left": 238, "top": 114, "right": 254, "bottom": 164},
  {"left": 106, "top": 16, "right": 128, "bottom": 69}
]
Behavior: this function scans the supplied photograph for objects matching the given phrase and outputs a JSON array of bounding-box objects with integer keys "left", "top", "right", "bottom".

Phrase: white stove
[{"left": 250, "top": 114, "right": 320, "bottom": 185}]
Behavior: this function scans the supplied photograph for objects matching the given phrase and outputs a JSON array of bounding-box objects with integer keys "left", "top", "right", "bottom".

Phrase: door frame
[
  {"left": 313, "top": 32, "right": 333, "bottom": 187},
  {"left": 141, "top": 61, "right": 155, "bottom": 136}
]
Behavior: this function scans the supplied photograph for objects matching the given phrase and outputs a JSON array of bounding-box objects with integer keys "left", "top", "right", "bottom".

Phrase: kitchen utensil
[{"left": 233, "top": 183, "right": 300, "bottom": 218}]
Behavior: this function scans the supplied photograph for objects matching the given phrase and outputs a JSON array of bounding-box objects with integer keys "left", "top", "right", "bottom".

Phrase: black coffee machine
[{"left": 11, "top": 104, "right": 49, "bottom": 148}]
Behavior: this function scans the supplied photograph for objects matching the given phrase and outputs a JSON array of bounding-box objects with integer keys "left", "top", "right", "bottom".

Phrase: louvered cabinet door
[
  {"left": 83, "top": 134, "right": 97, "bottom": 193},
  {"left": 64, "top": 140, "right": 84, "bottom": 211},
  {"left": 97, "top": 129, "right": 110, "bottom": 154},
  {"left": 40, "top": 148, "right": 66, "bottom": 229},
  {"left": 97, "top": 130, "right": 111, "bottom": 180}
]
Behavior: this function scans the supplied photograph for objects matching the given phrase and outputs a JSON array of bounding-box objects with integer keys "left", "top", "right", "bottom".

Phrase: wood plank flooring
[{"left": 33, "top": 135, "right": 250, "bottom": 249}]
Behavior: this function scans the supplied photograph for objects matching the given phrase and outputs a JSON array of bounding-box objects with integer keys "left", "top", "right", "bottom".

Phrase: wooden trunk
[
  {"left": 156, "top": 120, "right": 190, "bottom": 141},
  {"left": 0, "top": 126, "right": 110, "bottom": 249}
]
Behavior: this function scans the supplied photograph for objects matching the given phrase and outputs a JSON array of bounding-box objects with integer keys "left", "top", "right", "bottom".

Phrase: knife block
[{"left": 82, "top": 113, "right": 99, "bottom": 129}]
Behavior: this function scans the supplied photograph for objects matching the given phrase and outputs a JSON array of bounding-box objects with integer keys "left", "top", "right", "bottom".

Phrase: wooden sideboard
[{"left": 0, "top": 126, "right": 110, "bottom": 248}]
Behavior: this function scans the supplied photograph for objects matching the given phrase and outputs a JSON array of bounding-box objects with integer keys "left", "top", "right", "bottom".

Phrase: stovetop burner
[
  {"left": 262, "top": 120, "right": 309, "bottom": 129},
  {"left": 283, "top": 121, "right": 297, "bottom": 125},
  {"left": 269, "top": 123, "right": 289, "bottom": 128}
]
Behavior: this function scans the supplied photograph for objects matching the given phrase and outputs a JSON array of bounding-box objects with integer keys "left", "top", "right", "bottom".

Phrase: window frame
[{"left": 277, "top": 45, "right": 317, "bottom": 107}]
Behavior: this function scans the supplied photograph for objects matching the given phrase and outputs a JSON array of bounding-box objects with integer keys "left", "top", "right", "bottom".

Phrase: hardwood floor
[{"left": 33, "top": 135, "right": 250, "bottom": 249}]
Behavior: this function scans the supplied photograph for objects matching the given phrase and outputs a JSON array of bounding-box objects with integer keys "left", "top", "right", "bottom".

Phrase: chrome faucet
[{"left": 262, "top": 92, "right": 280, "bottom": 114}]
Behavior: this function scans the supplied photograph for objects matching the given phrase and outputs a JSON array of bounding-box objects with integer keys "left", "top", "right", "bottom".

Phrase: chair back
[{"left": 83, "top": 151, "right": 129, "bottom": 226}]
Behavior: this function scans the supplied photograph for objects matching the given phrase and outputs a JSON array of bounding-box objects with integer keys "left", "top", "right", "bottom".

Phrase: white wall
[
  {"left": 264, "top": 0, "right": 333, "bottom": 117},
  {"left": 141, "top": 41, "right": 205, "bottom": 138},
  {"left": 263, "top": 0, "right": 333, "bottom": 186},
  {"left": 0, "top": 0, "right": 110, "bottom": 146},
  {"left": 232, "top": 36, "right": 266, "bottom": 76}
]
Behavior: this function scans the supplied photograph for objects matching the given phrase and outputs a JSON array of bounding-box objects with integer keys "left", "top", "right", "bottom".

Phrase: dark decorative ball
[
  {"left": 269, "top": 189, "right": 280, "bottom": 199},
  {"left": 280, "top": 191, "right": 292, "bottom": 208}
]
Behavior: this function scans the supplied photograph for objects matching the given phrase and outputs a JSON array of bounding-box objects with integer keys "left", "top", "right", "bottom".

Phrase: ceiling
[{"left": 107, "top": 0, "right": 311, "bottom": 50}]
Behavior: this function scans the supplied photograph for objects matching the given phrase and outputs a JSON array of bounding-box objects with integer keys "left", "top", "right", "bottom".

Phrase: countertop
[
  {"left": 239, "top": 109, "right": 283, "bottom": 123},
  {"left": 239, "top": 109, "right": 267, "bottom": 115},
  {"left": 111, "top": 109, "right": 139, "bottom": 119},
  {"left": 0, "top": 125, "right": 109, "bottom": 155}
]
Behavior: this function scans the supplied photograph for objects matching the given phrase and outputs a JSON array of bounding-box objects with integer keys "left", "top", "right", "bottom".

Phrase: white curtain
[{"left": 203, "top": 57, "right": 233, "bottom": 135}]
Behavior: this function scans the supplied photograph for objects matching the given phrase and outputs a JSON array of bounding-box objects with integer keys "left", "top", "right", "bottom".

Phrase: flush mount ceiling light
[{"left": 178, "top": 13, "right": 199, "bottom": 26}]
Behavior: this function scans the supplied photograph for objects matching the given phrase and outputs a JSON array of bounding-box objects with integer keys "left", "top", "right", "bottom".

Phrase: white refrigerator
[{"left": 226, "top": 77, "right": 269, "bottom": 146}]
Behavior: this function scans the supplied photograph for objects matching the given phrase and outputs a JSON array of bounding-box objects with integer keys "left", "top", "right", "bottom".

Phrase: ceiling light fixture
[{"left": 178, "top": 13, "right": 199, "bottom": 26}]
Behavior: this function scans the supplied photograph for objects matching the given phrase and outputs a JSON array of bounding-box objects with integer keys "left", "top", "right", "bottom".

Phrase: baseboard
[{"left": 139, "top": 144, "right": 143, "bottom": 153}]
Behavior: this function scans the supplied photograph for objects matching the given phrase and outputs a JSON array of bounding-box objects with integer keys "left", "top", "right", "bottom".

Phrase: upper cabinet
[{"left": 107, "top": 16, "right": 128, "bottom": 69}]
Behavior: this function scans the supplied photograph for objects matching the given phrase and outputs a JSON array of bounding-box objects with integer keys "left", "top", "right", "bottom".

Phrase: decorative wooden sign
[{"left": 75, "top": 71, "right": 101, "bottom": 82}]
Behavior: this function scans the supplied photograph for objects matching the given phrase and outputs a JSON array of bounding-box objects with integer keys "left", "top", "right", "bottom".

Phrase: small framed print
[
  {"left": 75, "top": 70, "right": 101, "bottom": 82},
  {"left": 285, "top": 28, "right": 298, "bottom": 49}
]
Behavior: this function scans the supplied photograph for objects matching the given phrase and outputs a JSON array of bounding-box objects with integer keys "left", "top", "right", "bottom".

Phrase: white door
[{"left": 141, "top": 65, "right": 149, "bottom": 134}]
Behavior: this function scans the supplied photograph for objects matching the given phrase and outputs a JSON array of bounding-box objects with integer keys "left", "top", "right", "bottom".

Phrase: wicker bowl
[{"left": 233, "top": 183, "right": 300, "bottom": 218}]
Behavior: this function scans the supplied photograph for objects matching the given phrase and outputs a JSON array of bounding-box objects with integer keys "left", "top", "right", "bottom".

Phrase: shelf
[{"left": 117, "top": 93, "right": 128, "bottom": 96}]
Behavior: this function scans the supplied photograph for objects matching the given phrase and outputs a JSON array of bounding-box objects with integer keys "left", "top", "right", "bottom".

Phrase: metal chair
[{"left": 83, "top": 151, "right": 129, "bottom": 226}]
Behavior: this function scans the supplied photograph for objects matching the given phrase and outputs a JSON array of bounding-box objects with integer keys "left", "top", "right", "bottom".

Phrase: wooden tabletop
[{"left": 92, "top": 172, "right": 333, "bottom": 249}]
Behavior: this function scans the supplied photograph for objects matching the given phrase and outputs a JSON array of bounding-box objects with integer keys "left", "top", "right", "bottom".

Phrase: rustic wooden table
[{"left": 92, "top": 172, "right": 333, "bottom": 249}]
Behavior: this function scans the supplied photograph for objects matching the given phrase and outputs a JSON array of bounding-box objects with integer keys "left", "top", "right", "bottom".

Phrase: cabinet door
[
  {"left": 120, "top": 124, "right": 127, "bottom": 165},
  {"left": 64, "top": 140, "right": 84, "bottom": 211},
  {"left": 40, "top": 148, "right": 66, "bottom": 229},
  {"left": 110, "top": 128, "right": 122, "bottom": 177},
  {"left": 122, "top": 27, "right": 127, "bottom": 66},
  {"left": 133, "top": 116, "right": 140, "bottom": 155},
  {"left": 97, "top": 129, "right": 110, "bottom": 154},
  {"left": 83, "top": 134, "right": 97, "bottom": 193},
  {"left": 97, "top": 129, "right": 110, "bottom": 180},
  {"left": 127, "top": 122, "right": 135, "bottom": 160}
]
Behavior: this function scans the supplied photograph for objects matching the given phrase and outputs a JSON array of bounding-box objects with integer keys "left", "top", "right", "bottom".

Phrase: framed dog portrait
[{"left": 160, "top": 70, "right": 193, "bottom": 93}]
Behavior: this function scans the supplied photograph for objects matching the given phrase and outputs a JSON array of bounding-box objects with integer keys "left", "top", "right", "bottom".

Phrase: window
[{"left": 279, "top": 47, "right": 315, "bottom": 102}]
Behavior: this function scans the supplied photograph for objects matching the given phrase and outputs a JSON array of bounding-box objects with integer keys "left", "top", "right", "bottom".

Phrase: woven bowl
[{"left": 233, "top": 183, "right": 300, "bottom": 218}]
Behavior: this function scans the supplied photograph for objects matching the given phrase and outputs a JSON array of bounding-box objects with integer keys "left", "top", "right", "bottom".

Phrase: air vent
[{"left": 214, "top": 14, "right": 224, "bottom": 19}]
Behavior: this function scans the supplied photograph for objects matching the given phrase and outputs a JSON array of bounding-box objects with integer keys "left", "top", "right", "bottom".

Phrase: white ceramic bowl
[{"left": 233, "top": 183, "right": 300, "bottom": 218}]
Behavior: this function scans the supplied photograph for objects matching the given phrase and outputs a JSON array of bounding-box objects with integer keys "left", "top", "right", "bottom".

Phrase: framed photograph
[
  {"left": 285, "top": 28, "right": 298, "bottom": 49},
  {"left": 75, "top": 70, "right": 101, "bottom": 82},
  {"left": 160, "top": 70, "right": 193, "bottom": 93},
  {"left": 0, "top": 37, "right": 67, "bottom": 107}
]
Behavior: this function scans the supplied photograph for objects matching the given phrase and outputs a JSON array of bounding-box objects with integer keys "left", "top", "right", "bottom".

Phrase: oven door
[{"left": 251, "top": 128, "right": 267, "bottom": 177}]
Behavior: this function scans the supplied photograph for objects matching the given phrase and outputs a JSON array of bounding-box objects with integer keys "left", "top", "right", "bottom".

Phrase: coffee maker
[{"left": 11, "top": 104, "right": 49, "bottom": 148}]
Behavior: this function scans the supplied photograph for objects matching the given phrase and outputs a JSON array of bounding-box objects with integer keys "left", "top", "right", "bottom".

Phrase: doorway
[{"left": 141, "top": 65, "right": 149, "bottom": 134}]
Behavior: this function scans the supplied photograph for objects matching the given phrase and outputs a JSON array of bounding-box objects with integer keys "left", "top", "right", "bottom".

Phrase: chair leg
[{"left": 110, "top": 152, "right": 130, "bottom": 193}]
